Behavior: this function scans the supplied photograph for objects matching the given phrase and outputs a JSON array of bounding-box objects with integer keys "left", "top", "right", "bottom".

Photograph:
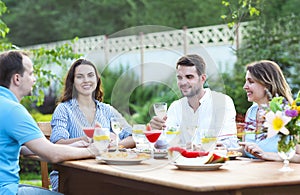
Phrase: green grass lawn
[{"left": 19, "top": 173, "right": 42, "bottom": 187}]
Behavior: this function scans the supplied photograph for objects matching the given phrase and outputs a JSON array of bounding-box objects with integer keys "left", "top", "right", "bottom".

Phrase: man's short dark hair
[
  {"left": 0, "top": 51, "right": 27, "bottom": 88},
  {"left": 176, "top": 54, "right": 206, "bottom": 76}
]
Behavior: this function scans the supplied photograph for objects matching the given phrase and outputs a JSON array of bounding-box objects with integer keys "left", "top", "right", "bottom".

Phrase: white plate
[
  {"left": 144, "top": 151, "right": 168, "bottom": 159},
  {"left": 101, "top": 157, "right": 145, "bottom": 165},
  {"left": 95, "top": 155, "right": 149, "bottom": 165},
  {"left": 173, "top": 163, "right": 224, "bottom": 171},
  {"left": 153, "top": 152, "right": 168, "bottom": 159}
]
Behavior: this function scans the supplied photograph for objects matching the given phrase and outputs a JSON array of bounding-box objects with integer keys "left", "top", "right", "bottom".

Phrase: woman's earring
[{"left": 264, "top": 88, "right": 272, "bottom": 101}]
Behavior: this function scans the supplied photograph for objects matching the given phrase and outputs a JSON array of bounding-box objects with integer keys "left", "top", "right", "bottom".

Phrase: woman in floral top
[{"left": 240, "top": 60, "right": 300, "bottom": 162}]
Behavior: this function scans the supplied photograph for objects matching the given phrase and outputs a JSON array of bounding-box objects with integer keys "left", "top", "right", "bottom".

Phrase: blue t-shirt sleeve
[{"left": 6, "top": 105, "right": 43, "bottom": 145}]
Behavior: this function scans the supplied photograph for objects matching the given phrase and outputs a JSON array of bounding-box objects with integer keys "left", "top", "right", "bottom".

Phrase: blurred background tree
[
  {"left": 3, "top": 0, "right": 225, "bottom": 46},
  {"left": 222, "top": 0, "right": 300, "bottom": 115}
]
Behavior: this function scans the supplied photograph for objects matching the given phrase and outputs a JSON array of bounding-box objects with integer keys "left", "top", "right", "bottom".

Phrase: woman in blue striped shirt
[{"left": 49, "top": 59, "right": 135, "bottom": 191}]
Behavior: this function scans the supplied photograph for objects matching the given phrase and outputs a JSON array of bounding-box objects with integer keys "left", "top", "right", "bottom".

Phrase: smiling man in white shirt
[{"left": 150, "top": 54, "right": 238, "bottom": 148}]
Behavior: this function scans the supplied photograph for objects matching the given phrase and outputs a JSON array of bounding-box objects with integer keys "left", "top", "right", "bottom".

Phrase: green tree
[
  {"left": 223, "top": 0, "right": 300, "bottom": 115},
  {"left": 0, "top": 0, "right": 11, "bottom": 50},
  {"left": 236, "top": 14, "right": 300, "bottom": 95},
  {"left": 123, "top": 0, "right": 224, "bottom": 28},
  {"left": 3, "top": 0, "right": 60, "bottom": 46},
  {"left": 0, "top": 0, "right": 82, "bottom": 113},
  {"left": 3, "top": 0, "right": 226, "bottom": 46}
]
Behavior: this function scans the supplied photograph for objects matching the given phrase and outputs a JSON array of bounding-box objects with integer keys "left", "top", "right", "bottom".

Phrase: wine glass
[
  {"left": 110, "top": 117, "right": 123, "bottom": 152},
  {"left": 93, "top": 127, "right": 110, "bottom": 155},
  {"left": 153, "top": 102, "right": 167, "bottom": 119},
  {"left": 132, "top": 124, "right": 147, "bottom": 150},
  {"left": 83, "top": 127, "right": 95, "bottom": 143},
  {"left": 144, "top": 130, "right": 162, "bottom": 158},
  {"left": 153, "top": 102, "right": 167, "bottom": 145}
]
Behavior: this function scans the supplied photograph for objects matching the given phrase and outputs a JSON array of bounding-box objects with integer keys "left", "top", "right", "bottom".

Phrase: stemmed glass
[
  {"left": 278, "top": 135, "right": 296, "bottom": 172},
  {"left": 153, "top": 102, "right": 167, "bottom": 119},
  {"left": 110, "top": 117, "right": 123, "bottom": 152},
  {"left": 144, "top": 130, "right": 162, "bottom": 158},
  {"left": 153, "top": 102, "right": 168, "bottom": 143},
  {"left": 83, "top": 127, "right": 95, "bottom": 143},
  {"left": 93, "top": 127, "right": 110, "bottom": 155}
]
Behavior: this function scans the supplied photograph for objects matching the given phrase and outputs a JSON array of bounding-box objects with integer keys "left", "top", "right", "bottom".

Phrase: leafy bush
[
  {"left": 31, "top": 111, "right": 52, "bottom": 122},
  {"left": 19, "top": 158, "right": 40, "bottom": 174}
]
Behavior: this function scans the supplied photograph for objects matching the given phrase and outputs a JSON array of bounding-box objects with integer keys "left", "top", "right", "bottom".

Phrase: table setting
[{"left": 90, "top": 102, "right": 249, "bottom": 169}]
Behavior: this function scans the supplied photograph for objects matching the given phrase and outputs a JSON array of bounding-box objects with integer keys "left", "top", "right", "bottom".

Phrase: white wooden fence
[{"left": 26, "top": 23, "right": 247, "bottom": 63}]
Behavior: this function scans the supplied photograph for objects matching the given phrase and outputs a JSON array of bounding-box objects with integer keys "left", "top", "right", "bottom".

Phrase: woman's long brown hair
[
  {"left": 246, "top": 60, "right": 293, "bottom": 104},
  {"left": 59, "top": 59, "right": 104, "bottom": 103}
]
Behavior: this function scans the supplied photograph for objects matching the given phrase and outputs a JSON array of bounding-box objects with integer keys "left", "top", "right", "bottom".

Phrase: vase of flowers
[
  {"left": 277, "top": 134, "right": 296, "bottom": 171},
  {"left": 263, "top": 91, "right": 300, "bottom": 172}
]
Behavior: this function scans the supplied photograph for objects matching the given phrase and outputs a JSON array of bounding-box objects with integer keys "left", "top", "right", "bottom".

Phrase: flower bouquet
[{"left": 263, "top": 91, "right": 300, "bottom": 171}]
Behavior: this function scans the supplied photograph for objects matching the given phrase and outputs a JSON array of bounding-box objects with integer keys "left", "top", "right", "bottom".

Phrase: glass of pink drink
[
  {"left": 83, "top": 127, "right": 95, "bottom": 142},
  {"left": 144, "top": 130, "right": 162, "bottom": 158}
]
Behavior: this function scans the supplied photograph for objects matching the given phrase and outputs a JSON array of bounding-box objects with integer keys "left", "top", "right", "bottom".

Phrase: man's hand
[{"left": 150, "top": 116, "right": 167, "bottom": 130}]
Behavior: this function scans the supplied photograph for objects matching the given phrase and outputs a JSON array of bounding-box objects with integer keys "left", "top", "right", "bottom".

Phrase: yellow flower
[
  {"left": 291, "top": 101, "right": 300, "bottom": 113},
  {"left": 265, "top": 111, "right": 291, "bottom": 138}
]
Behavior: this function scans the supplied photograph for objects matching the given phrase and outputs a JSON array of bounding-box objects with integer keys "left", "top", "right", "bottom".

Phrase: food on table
[
  {"left": 168, "top": 146, "right": 228, "bottom": 164},
  {"left": 210, "top": 153, "right": 228, "bottom": 163},
  {"left": 101, "top": 151, "right": 150, "bottom": 160},
  {"left": 227, "top": 150, "right": 242, "bottom": 159},
  {"left": 169, "top": 147, "right": 209, "bottom": 158}
]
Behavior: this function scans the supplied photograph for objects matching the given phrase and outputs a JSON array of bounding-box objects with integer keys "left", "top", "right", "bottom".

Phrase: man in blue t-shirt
[{"left": 0, "top": 51, "right": 98, "bottom": 195}]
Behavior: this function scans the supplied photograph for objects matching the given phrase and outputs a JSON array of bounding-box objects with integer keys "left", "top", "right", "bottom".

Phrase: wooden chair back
[
  {"left": 37, "top": 121, "right": 52, "bottom": 189},
  {"left": 38, "top": 122, "right": 52, "bottom": 140}
]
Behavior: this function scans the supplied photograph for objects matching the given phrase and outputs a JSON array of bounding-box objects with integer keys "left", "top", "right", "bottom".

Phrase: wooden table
[{"left": 54, "top": 158, "right": 300, "bottom": 195}]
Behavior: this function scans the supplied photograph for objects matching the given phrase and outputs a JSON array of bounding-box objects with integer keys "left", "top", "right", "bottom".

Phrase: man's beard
[{"left": 181, "top": 87, "right": 200, "bottom": 98}]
